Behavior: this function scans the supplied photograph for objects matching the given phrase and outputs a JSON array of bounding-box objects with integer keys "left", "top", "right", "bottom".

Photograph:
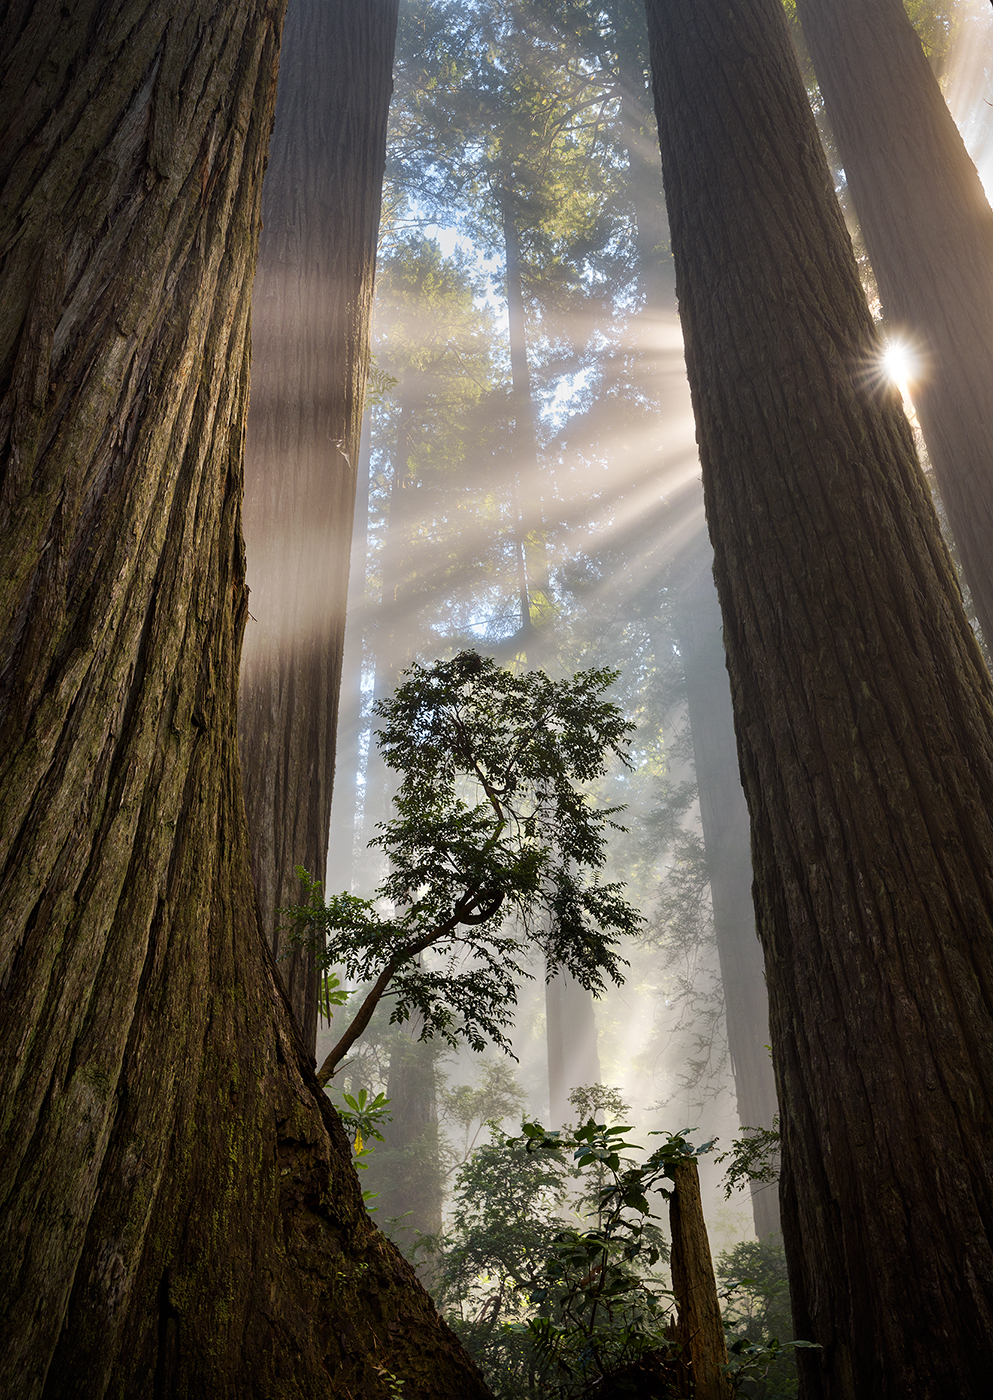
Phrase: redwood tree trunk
[
  {"left": 238, "top": 0, "right": 398, "bottom": 1050},
  {"left": 675, "top": 538, "right": 780, "bottom": 1238},
  {"left": 600, "top": 3, "right": 779, "bottom": 1234},
  {"left": 0, "top": 3, "right": 493, "bottom": 1396},
  {"left": 647, "top": 1, "right": 993, "bottom": 1396},
  {"left": 795, "top": 0, "right": 993, "bottom": 648}
]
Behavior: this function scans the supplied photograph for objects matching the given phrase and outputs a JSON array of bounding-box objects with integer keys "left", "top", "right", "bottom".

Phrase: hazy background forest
[
  {"left": 6, "top": 0, "right": 993, "bottom": 1392},
  {"left": 264, "top": 0, "right": 993, "bottom": 1386}
]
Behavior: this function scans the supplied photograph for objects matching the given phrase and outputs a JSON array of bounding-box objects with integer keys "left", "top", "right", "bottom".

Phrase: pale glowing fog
[{"left": 316, "top": 0, "right": 993, "bottom": 1276}]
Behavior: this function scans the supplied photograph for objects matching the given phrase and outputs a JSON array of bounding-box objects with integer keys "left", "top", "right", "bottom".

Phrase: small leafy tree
[
  {"left": 289, "top": 652, "right": 641, "bottom": 1084},
  {"left": 508, "top": 1119, "right": 698, "bottom": 1396},
  {"left": 428, "top": 1108, "right": 714, "bottom": 1399},
  {"left": 441, "top": 1059, "right": 530, "bottom": 1165}
]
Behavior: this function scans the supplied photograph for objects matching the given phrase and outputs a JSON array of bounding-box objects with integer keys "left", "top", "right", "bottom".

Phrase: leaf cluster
[
  {"left": 432, "top": 1112, "right": 712, "bottom": 1398},
  {"left": 716, "top": 1119, "right": 781, "bottom": 1201},
  {"left": 717, "top": 1234, "right": 818, "bottom": 1400},
  {"left": 289, "top": 654, "right": 641, "bottom": 1079}
]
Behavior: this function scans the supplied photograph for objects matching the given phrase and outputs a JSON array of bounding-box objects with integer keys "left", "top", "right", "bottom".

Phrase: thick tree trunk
[
  {"left": 795, "top": 0, "right": 993, "bottom": 649},
  {"left": 0, "top": 3, "right": 493, "bottom": 1395},
  {"left": 675, "top": 539, "right": 780, "bottom": 1238},
  {"left": 238, "top": 0, "right": 398, "bottom": 1050},
  {"left": 599, "top": 5, "right": 778, "bottom": 1234},
  {"left": 647, "top": 1, "right": 993, "bottom": 1397}
]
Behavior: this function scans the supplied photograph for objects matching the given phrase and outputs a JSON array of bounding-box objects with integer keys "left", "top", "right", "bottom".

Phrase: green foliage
[
  {"left": 565, "top": 1082, "right": 629, "bottom": 1128},
  {"left": 440, "top": 1059, "right": 529, "bottom": 1164},
  {"left": 336, "top": 1088, "right": 393, "bottom": 1154},
  {"left": 317, "top": 971, "right": 351, "bottom": 1024},
  {"left": 366, "top": 357, "right": 399, "bottom": 407},
  {"left": 429, "top": 1107, "right": 714, "bottom": 1398},
  {"left": 290, "top": 653, "right": 641, "bottom": 1077},
  {"left": 716, "top": 1119, "right": 781, "bottom": 1201},
  {"left": 325, "top": 1086, "right": 393, "bottom": 1206},
  {"left": 717, "top": 1235, "right": 818, "bottom": 1399},
  {"left": 391, "top": 0, "right": 639, "bottom": 322}
]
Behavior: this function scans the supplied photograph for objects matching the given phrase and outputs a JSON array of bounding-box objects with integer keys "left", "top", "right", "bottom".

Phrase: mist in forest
[
  {"left": 315, "top": 0, "right": 746, "bottom": 1258},
  {"left": 316, "top": 0, "right": 993, "bottom": 1273}
]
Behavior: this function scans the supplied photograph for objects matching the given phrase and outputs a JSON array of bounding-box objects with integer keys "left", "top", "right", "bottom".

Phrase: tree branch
[{"left": 315, "top": 887, "right": 502, "bottom": 1084}]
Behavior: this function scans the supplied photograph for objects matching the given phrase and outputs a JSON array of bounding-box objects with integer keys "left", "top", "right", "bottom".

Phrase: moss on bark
[{"left": 0, "top": 2, "right": 494, "bottom": 1395}]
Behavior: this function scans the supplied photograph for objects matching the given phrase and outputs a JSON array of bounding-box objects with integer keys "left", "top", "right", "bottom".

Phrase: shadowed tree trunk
[
  {"left": 647, "top": 0, "right": 993, "bottom": 1396},
  {"left": 795, "top": 0, "right": 993, "bottom": 649},
  {"left": 675, "top": 538, "right": 780, "bottom": 1237},
  {"left": 0, "top": 3, "right": 494, "bottom": 1395},
  {"left": 585, "top": 3, "right": 779, "bottom": 1233},
  {"left": 238, "top": 0, "right": 398, "bottom": 1050}
]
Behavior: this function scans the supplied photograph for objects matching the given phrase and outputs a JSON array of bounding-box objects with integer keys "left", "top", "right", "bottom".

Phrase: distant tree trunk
[
  {"left": 0, "top": 3, "right": 494, "bottom": 1396},
  {"left": 647, "top": 1, "right": 993, "bottom": 1397},
  {"left": 238, "top": 0, "right": 398, "bottom": 1050},
  {"left": 326, "top": 424, "right": 372, "bottom": 898},
  {"left": 363, "top": 368, "right": 415, "bottom": 841},
  {"left": 369, "top": 1023, "right": 445, "bottom": 1270},
  {"left": 546, "top": 969, "right": 602, "bottom": 1125},
  {"left": 675, "top": 539, "right": 780, "bottom": 1238},
  {"left": 607, "top": 0, "right": 672, "bottom": 317},
  {"left": 796, "top": 0, "right": 993, "bottom": 650},
  {"left": 502, "top": 197, "right": 548, "bottom": 639}
]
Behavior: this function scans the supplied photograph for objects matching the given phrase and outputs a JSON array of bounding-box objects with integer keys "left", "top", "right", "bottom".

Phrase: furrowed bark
[
  {"left": 238, "top": 0, "right": 399, "bottom": 1050},
  {"left": 796, "top": 0, "right": 993, "bottom": 650},
  {"left": 0, "top": 3, "right": 493, "bottom": 1395},
  {"left": 647, "top": 0, "right": 993, "bottom": 1395}
]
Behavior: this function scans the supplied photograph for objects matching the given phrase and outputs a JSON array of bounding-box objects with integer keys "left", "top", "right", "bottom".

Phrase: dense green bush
[{"left": 717, "top": 1235, "right": 801, "bottom": 1399}]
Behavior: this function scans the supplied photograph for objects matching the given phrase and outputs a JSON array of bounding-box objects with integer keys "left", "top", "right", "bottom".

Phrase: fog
[{"left": 316, "top": 0, "right": 993, "bottom": 1284}]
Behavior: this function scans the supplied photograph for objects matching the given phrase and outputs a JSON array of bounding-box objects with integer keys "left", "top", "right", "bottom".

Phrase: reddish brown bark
[
  {"left": 796, "top": 0, "right": 993, "bottom": 649},
  {"left": 647, "top": 0, "right": 993, "bottom": 1395},
  {"left": 0, "top": 2, "right": 494, "bottom": 1394},
  {"left": 669, "top": 1160, "right": 732, "bottom": 1400},
  {"left": 238, "top": 0, "right": 398, "bottom": 1048}
]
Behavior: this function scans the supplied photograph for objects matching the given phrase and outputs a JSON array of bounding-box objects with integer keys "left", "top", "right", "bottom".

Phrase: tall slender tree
[
  {"left": 794, "top": 0, "right": 993, "bottom": 648},
  {"left": 0, "top": 1, "right": 495, "bottom": 1394},
  {"left": 647, "top": 0, "right": 993, "bottom": 1395},
  {"left": 238, "top": 0, "right": 398, "bottom": 1048},
  {"left": 673, "top": 539, "right": 779, "bottom": 1237}
]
